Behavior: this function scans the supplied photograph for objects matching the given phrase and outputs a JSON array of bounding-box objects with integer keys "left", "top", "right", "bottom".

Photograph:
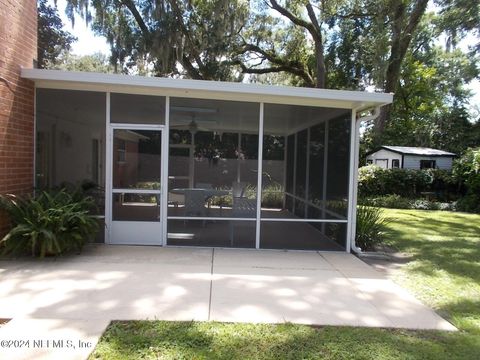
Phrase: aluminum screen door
[{"left": 108, "top": 125, "right": 164, "bottom": 245}]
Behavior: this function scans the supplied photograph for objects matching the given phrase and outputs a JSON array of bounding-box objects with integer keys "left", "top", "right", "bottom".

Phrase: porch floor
[
  {"left": 0, "top": 245, "right": 455, "bottom": 359},
  {"left": 167, "top": 220, "right": 344, "bottom": 250}
]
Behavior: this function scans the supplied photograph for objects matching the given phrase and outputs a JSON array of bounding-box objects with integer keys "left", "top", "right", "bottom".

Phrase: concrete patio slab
[
  {"left": 0, "top": 245, "right": 456, "bottom": 359},
  {"left": 63, "top": 244, "right": 213, "bottom": 266},
  {"left": 0, "top": 260, "right": 211, "bottom": 321},
  {"left": 213, "top": 248, "right": 334, "bottom": 270},
  {"left": 210, "top": 267, "right": 394, "bottom": 327},
  {"left": 321, "top": 252, "right": 373, "bottom": 270}
]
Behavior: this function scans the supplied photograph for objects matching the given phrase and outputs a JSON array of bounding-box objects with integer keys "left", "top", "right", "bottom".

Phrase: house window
[
  {"left": 375, "top": 159, "right": 388, "bottom": 169},
  {"left": 117, "top": 139, "right": 126, "bottom": 162},
  {"left": 420, "top": 160, "right": 436, "bottom": 169},
  {"left": 366, "top": 159, "right": 373, "bottom": 165},
  {"left": 392, "top": 159, "right": 400, "bottom": 168}
]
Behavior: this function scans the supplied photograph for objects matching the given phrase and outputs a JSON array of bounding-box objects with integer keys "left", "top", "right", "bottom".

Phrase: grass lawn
[
  {"left": 382, "top": 209, "right": 480, "bottom": 334},
  {"left": 89, "top": 209, "right": 480, "bottom": 360}
]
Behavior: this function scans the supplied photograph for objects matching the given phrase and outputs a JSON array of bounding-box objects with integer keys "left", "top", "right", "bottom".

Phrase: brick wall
[{"left": 0, "top": 0, "right": 37, "bottom": 234}]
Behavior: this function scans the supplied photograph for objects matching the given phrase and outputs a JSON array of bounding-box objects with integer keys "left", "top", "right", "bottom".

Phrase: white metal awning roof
[{"left": 22, "top": 68, "right": 393, "bottom": 111}]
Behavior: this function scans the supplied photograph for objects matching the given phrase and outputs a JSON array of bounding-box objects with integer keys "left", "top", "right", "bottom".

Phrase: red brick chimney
[{"left": 0, "top": 0, "right": 37, "bottom": 233}]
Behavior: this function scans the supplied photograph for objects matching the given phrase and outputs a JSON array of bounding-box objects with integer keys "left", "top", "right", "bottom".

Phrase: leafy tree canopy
[
  {"left": 47, "top": 52, "right": 116, "bottom": 73},
  {"left": 60, "top": 0, "right": 479, "bottom": 154},
  {"left": 64, "top": 0, "right": 248, "bottom": 79},
  {"left": 38, "top": 0, "right": 77, "bottom": 68},
  {"left": 362, "top": 12, "right": 480, "bottom": 154}
]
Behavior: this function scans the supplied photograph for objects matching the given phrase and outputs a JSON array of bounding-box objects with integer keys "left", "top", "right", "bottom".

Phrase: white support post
[
  {"left": 321, "top": 119, "right": 329, "bottom": 234},
  {"left": 162, "top": 96, "right": 170, "bottom": 246},
  {"left": 237, "top": 132, "right": 242, "bottom": 182},
  {"left": 350, "top": 112, "right": 362, "bottom": 252},
  {"left": 255, "top": 103, "right": 264, "bottom": 249},
  {"left": 104, "top": 92, "right": 112, "bottom": 244},
  {"left": 51, "top": 123, "right": 56, "bottom": 185},
  {"left": 292, "top": 133, "right": 297, "bottom": 212},
  {"left": 345, "top": 109, "right": 358, "bottom": 253},
  {"left": 189, "top": 132, "right": 195, "bottom": 188},
  {"left": 304, "top": 128, "right": 311, "bottom": 217},
  {"left": 282, "top": 135, "right": 287, "bottom": 209}
]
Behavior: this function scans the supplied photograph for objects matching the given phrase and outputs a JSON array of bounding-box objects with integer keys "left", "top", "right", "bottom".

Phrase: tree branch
[
  {"left": 239, "top": 43, "right": 307, "bottom": 72},
  {"left": 306, "top": 3, "right": 321, "bottom": 41},
  {"left": 405, "top": 0, "right": 429, "bottom": 37},
  {"left": 268, "top": 1, "right": 325, "bottom": 87},
  {"left": 169, "top": 0, "right": 208, "bottom": 78},
  {"left": 235, "top": 60, "right": 314, "bottom": 86},
  {"left": 234, "top": 42, "right": 315, "bottom": 86},
  {"left": 120, "top": 0, "right": 150, "bottom": 39},
  {"left": 181, "top": 54, "right": 203, "bottom": 80},
  {"left": 335, "top": 12, "right": 375, "bottom": 19},
  {"left": 269, "top": 0, "right": 318, "bottom": 39}
]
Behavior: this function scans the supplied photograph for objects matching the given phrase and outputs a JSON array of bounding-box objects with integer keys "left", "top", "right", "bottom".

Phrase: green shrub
[
  {"left": 0, "top": 190, "right": 98, "bottom": 257},
  {"left": 411, "top": 199, "right": 440, "bottom": 210},
  {"left": 355, "top": 206, "right": 389, "bottom": 251},
  {"left": 425, "top": 169, "right": 459, "bottom": 201},
  {"left": 358, "top": 165, "right": 453, "bottom": 198},
  {"left": 456, "top": 194, "right": 480, "bottom": 213},
  {"left": 209, "top": 185, "right": 233, "bottom": 207},
  {"left": 261, "top": 182, "right": 284, "bottom": 208},
  {"left": 359, "top": 195, "right": 455, "bottom": 211},
  {"left": 358, "top": 165, "right": 385, "bottom": 196},
  {"left": 359, "top": 195, "right": 412, "bottom": 209},
  {"left": 453, "top": 148, "right": 480, "bottom": 213}
]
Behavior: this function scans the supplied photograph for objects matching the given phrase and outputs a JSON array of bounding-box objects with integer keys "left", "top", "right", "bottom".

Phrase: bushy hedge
[
  {"left": 453, "top": 148, "right": 480, "bottom": 213},
  {"left": 358, "top": 165, "right": 458, "bottom": 199},
  {"left": 359, "top": 195, "right": 456, "bottom": 211},
  {"left": 358, "top": 148, "right": 479, "bottom": 213},
  {"left": 359, "top": 166, "right": 428, "bottom": 197}
]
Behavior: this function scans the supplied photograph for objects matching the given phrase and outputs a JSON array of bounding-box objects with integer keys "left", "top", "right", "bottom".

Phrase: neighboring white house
[{"left": 366, "top": 146, "right": 456, "bottom": 170}]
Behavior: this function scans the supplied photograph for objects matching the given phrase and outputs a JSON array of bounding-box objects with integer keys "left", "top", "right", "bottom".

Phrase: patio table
[
  {"left": 170, "top": 188, "right": 230, "bottom": 200},
  {"left": 170, "top": 188, "right": 231, "bottom": 217}
]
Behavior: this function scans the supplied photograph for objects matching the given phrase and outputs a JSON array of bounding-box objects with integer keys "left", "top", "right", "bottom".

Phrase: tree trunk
[
  {"left": 373, "top": 0, "right": 429, "bottom": 140},
  {"left": 374, "top": 106, "right": 391, "bottom": 145},
  {"left": 374, "top": 50, "right": 402, "bottom": 139},
  {"left": 315, "top": 40, "right": 326, "bottom": 89}
]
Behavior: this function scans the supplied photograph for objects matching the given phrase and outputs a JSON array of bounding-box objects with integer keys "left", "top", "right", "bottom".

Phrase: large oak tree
[{"left": 63, "top": 0, "right": 479, "bottom": 150}]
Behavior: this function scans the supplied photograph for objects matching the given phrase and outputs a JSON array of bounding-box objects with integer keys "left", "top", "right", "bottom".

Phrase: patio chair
[
  {"left": 232, "top": 181, "right": 247, "bottom": 198},
  {"left": 232, "top": 197, "right": 257, "bottom": 218},
  {"left": 230, "top": 182, "right": 256, "bottom": 245},
  {"left": 196, "top": 182, "right": 213, "bottom": 189},
  {"left": 196, "top": 183, "right": 214, "bottom": 209},
  {"left": 184, "top": 189, "right": 207, "bottom": 227},
  {"left": 168, "top": 191, "right": 184, "bottom": 208}
]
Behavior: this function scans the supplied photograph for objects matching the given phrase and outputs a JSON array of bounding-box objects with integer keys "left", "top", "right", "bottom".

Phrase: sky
[
  {"left": 51, "top": 0, "right": 479, "bottom": 112},
  {"left": 51, "top": 0, "right": 110, "bottom": 55}
]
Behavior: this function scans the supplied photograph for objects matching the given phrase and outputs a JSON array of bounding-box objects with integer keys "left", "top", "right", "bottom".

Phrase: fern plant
[{"left": 0, "top": 190, "right": 98, "bottom": 257}]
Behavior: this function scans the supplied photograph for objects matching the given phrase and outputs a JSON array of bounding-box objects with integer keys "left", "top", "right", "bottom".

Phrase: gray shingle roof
[{"left": 382, "top": 146, "right": 456, "bottom": 156}]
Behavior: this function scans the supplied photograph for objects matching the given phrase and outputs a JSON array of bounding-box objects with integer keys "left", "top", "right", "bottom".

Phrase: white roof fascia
[{"left": 22, "top": 68, "right": 393, "bottom": 110}]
